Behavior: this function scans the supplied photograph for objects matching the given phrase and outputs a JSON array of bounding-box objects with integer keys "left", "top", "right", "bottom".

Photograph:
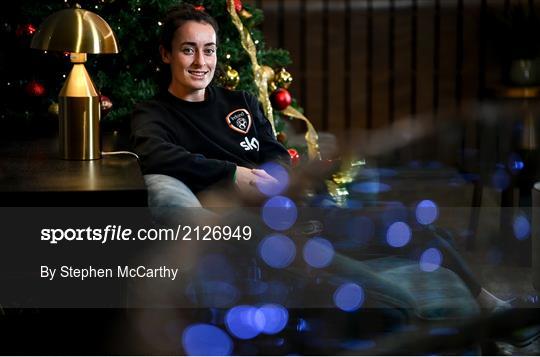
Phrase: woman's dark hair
[{"left": 159, "top": 4, "right": 219, "bottom": 53}]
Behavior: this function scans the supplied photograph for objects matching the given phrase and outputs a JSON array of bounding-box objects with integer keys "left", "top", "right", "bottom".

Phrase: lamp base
[
  {"left": 58, "top": 61, "right": 101, "bottom": 160},
  {"left": 59, "top": 96, "right": 100, "bottom": 160}
]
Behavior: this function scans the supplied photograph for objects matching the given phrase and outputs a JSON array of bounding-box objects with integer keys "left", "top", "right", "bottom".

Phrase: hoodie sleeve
[{"left": 131, "top": 103, "right": 237, "bottom": 193}]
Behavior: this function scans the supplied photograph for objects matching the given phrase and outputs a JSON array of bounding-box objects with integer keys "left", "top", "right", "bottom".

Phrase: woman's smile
[{"left": 187, "top": 69, "right": 209, "bottom": 79}]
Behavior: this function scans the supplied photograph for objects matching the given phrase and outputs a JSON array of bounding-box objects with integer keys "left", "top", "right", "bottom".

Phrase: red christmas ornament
[
  {"left": 194, "top": 4, "right": 205, "bottom": 11},
  {"left": 270, "top": 88, "right": 292, "bottom": 110},
  {"left": 16, "top": 23, "right": 36, "bottom": 37},
  {"left": 228, "top": 0, "right": 243, "bottom": 12},
  {"left": 25, "top": 80, "right": 46, "bottom": 97},
  {"left": 100, "top": 95, "right": 113, "bottom": 115},
  {"left": 288, "top": 148, "right": 300, "bottom": 167}
]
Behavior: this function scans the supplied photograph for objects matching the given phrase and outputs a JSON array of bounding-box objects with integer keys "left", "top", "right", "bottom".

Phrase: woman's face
[{"left": 161, "top": 20, "right": 217, "bottom": 100}]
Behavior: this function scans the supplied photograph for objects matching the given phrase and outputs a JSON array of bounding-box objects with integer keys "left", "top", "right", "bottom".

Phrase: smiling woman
[
  {"left": 131, "top": 4, "right": 290, "bottom": 201},
  {"left": 160, "top": 21, "right": 217, "bottom": 102}
]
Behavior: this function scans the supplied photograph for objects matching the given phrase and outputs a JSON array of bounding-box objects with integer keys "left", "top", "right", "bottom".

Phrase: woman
[
  {"left": 132, "top": 3, "right": 511, "bottom": 319},
  {"left": 131, "top": 4, "right": 288, "bottom": 202}
]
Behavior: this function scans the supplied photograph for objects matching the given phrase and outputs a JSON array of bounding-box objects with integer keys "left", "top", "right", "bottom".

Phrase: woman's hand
[{"left": 235, "top": 166, "right": 277, "bottom": 197}]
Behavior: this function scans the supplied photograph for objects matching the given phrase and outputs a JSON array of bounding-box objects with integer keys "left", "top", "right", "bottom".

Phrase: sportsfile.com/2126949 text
[{"left": 40, "top": 225, "right": 253, "bottom": 245}]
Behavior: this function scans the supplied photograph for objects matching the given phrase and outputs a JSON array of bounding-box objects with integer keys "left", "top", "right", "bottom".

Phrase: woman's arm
[{"left": 131, "top": 104, "right": 237, "bottom": 193}]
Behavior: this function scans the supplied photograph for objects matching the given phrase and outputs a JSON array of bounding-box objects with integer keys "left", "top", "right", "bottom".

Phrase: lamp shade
[{"left": 30, "top": 7, "right": 119, "bottom": 54}]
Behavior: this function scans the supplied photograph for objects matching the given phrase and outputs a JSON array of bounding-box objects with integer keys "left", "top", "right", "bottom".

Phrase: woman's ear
[{"left": 159, "top": 45, "right": 171, "bottom": 64}]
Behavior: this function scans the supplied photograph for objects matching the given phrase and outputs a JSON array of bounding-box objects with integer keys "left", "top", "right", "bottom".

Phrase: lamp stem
[{"left": 70, "top": 52, "right": 87, "bottom": 63}]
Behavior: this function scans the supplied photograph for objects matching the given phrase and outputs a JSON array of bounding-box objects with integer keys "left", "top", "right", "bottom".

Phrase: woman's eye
[
  {"left": 204, "top": 48, "right": 216, "bottom": 55},
  {"left": 182, "top": 48, "right": 195, "bottom": 55}
]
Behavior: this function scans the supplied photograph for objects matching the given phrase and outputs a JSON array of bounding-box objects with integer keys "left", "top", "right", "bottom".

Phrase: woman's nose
[{"left": 193, "top": 50, "right": 205, "bottom": 66}]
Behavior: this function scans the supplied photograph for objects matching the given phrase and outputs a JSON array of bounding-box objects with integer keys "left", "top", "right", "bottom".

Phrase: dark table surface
[{"left": 0, "top": 123, "right": 147, "bottom": 206}]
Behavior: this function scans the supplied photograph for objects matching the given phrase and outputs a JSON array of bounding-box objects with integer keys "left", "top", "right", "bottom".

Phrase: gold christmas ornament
[
  {"left": 220, "top": 65, "right": 240, "bottom": 90},
  {"left": 275, "top": 68, "right": 293, "bottom": 89},
  {"left": 48, "top": 102, "right": 59, "bottom": 116},
  {"left": 261, "top": 65, "right": 277, "bottom": 92},
  {"left": 260, "top": 65, "right": 275, "bottom": 83}
]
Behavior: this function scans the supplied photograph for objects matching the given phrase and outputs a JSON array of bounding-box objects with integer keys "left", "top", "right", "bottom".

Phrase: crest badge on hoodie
[{"left": 226, "top": 108, "right": 252, "bottom": 134}]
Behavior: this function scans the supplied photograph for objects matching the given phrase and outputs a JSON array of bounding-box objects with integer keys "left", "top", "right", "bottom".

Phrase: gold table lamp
[{"left": 31, "top": 5, "right": 119, "bottom": 160}]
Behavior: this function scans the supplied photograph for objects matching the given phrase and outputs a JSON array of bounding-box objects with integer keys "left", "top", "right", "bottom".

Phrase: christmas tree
[{"left": 1, "top": 0, "right": 314, "bottom": 155}]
